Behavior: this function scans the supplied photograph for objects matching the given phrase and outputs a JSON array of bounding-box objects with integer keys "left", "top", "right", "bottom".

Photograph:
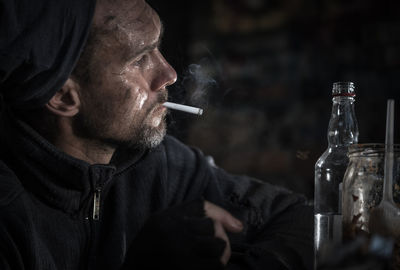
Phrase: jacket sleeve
[
  {"left": 162, "top": 137, "right": 313, "bottom": 270},
  {"left": 206, "top": 167, "right": 313, "bottom": 270},
  {"left": 0, "top": 222, "right": 24, "bottom": 270},
  {"left": 0, "top": 253, "right": 12, "bottom": 270}
]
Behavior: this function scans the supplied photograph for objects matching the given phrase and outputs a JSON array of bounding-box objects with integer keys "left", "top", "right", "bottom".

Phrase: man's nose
[{"left": 151, "top": 51, "right": 177, "bottom": 91}]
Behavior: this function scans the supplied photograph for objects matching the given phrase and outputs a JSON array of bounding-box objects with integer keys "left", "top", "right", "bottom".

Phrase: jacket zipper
[{"left": 92, "top": 186, "right": 102, "bottom": 220}]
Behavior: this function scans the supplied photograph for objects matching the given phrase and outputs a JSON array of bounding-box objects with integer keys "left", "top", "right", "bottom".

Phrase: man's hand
[
  {"left": 204, "top": 201, "right": 243, "bottom": 265},
  {"left": 123, "top": 199, "right": 243, "bottom": 270}
]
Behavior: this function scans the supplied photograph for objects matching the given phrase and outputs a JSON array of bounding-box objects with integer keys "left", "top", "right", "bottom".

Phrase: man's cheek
[
  {"left": 134, "top": 89, "right": 148, "bottom": 110},
  {"left": 118, "top": 71, "right": 149, "bottom": 111},
  {"left": 122, "top": 86, "right": 148, "bottom": 111}
]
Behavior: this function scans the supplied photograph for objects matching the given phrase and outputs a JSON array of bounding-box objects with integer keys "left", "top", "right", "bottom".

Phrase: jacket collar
[{"left": 0, "top": 114, "right": 146, "bottom": 214}]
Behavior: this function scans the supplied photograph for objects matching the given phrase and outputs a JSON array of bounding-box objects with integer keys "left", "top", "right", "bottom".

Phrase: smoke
[
  {"left": 178, "top": 58, "right": 220, "bottom": 109},
  {"left": 166, "top": 55, "right": 236, "bottom": 139}
]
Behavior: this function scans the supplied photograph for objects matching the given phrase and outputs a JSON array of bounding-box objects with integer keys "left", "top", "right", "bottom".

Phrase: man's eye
[{"left": 132, "top": 54, "right": 147, "bottom": 66}]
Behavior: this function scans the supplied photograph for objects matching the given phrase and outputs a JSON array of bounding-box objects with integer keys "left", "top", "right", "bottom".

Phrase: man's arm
[
  {"left": 162, "top": 136, "right": 313, "bottom": 269},
  {"left": 204, "top": 164, "right": 313, "bottom": 270}
]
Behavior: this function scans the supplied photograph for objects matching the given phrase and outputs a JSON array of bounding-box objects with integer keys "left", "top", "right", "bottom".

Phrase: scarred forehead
[{"left": 92, "top": 0, "right": 161, "bottom": 50}]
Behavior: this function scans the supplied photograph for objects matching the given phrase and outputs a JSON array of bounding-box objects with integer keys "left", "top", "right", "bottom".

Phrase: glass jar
[{"left": 342, "top": 144, "right": 400, "bottom": 241}]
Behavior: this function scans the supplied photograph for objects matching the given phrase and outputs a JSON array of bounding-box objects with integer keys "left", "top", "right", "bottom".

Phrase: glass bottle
[{"left": 314, "top": 82, "right": 359, "bottom": 268}]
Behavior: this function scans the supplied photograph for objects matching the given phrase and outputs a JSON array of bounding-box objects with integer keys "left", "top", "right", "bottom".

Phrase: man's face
[{"left": 73, "top": 0, "right": 177, "bottom": 149}]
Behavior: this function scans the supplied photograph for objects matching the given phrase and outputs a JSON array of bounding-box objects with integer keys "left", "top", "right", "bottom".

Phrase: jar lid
[{"left": 348, "top": 143, "right": 400, "bottom": 157}]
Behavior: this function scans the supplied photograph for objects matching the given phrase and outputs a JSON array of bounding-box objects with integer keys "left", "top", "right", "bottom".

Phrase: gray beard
[
  {"left": 137, "top": 122, "right": 166, "bottom": 148},
  {"left": 71, "top": 109, "right": 167, "bottom": 151},
  {"left": 72, "top": 87, "right": 169, "bottom": 151}
]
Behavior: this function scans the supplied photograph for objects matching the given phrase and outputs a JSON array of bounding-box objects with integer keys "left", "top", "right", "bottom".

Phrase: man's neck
[
  {"left": 17, "top": 111, "right": 115, "bottom": 165},
  {"left": 51, "top": 119, "right": 115, "bottom": 165},
  {"left": 54, "top": 136, "right": 115, "bottom": 165}
]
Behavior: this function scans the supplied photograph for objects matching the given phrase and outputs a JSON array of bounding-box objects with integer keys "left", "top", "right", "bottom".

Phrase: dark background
[{"left": 148, "top": 0, "right": 400, "bottom": 199}]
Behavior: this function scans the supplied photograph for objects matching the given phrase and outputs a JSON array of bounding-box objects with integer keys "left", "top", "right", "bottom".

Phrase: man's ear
[{"left": 46, "top": 78, "right": 81, "bottom": 117}]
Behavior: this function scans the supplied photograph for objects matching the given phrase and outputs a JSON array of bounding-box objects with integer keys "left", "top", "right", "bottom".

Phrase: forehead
[{"left": 94, "top": 0, "right": 161, "bottom": 49}]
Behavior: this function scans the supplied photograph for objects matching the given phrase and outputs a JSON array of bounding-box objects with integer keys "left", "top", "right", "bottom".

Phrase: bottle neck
[{"left": 327, "top": 96, "right": 359, "bottom": 147}]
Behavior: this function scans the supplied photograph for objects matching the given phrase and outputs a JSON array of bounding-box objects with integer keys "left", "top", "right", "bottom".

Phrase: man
[{"left": 0, "top": 0, "right": 313, "bottom": 269}]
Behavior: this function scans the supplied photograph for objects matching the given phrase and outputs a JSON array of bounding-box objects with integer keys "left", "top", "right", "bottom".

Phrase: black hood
[{"left": 0, "top": 0, "right": 97, "bottom": 110}]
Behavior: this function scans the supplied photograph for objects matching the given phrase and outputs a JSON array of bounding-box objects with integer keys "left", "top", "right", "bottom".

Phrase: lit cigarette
[{"left": 163, "top": 102, "right": 203, "bottom": 115}]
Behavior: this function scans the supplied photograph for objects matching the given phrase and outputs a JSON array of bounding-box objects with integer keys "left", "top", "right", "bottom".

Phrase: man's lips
[
  {"left": 142, "top": 90, "right": 168, "bottom": 115},
  {"left": 151, "top": 103, "right": 167, "bottom": 115}
]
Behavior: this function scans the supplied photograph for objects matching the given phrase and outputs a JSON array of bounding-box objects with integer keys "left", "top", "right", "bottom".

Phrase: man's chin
[
  {"left": 137, "top": 124, "right": 166, "bottom": 149},
  {"left": 102, "top": 116, "right": 167, "bottom": 150},
  {"left": 126, "top": 117, "right": 167, "bottom": 149},
  {"left": 138, "top": 111, "right": 168, "bottom": 148}
]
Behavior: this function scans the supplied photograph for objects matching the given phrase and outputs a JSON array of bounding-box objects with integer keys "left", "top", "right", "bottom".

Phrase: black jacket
[{"left": 0, "top": 116, "right": 313, "bottom": 270}]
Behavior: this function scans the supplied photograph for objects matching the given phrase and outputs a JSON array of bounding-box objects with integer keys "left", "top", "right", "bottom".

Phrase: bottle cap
[{"left": 332, "top": 82, "right": 356, "bottom": 97}]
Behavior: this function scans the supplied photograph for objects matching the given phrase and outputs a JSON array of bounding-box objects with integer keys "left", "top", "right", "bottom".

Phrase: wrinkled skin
[{"left": 73, "top": 0, "right": 177, "bottom": 149}]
